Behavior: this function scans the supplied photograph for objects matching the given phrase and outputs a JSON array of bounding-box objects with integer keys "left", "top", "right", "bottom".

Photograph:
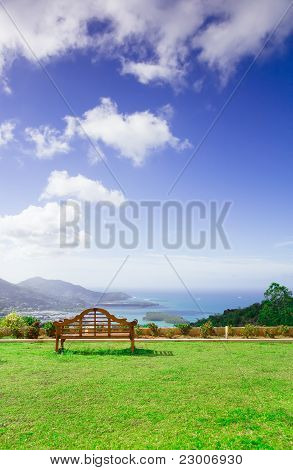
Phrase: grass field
[{"left": 0, "top": 341, "right": 292, "bottom": 450}]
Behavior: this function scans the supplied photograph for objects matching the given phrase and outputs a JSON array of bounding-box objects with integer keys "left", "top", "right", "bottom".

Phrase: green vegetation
[
  {"left": 200, "top": 321, "right": 214, "bottom": 338},
  {"left": 0, "top": 341, "right": 292, "bottom": 450},
  {"left": 42, "top": 322, "right": 56, "bottom": 338},
  {"left": 0, "top": 312, "right": 26, "bottom": 338},
  {"left": 194, "top": 283, "right": 293, "bottom": 327},
  {"left": 175, "top": 323, "right": 192, "bottom": 335},
  {"left": 165, "top": 328, "right": 176, "bottom": 338},
  {"left": 147, "top": 322, "right": 160, "bottom": 336},
  {"left": 0, "top": 313, "right": 40, "bottom": 339},
  {"left": 242, "top": 324, "right": 258, "bottom": 338}
]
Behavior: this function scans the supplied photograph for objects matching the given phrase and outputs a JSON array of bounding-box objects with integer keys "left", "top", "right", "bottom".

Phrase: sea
[{"left": 26, "top": 290, "right": 264, "bottom": 326}]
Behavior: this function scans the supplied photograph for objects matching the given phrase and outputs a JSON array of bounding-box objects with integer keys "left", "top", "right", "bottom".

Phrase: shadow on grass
[{"left": 58, "top": 347, "right": 173, "bottom": 357}]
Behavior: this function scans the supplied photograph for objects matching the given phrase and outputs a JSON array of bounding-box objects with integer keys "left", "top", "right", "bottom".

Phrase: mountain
[
  {"left": 18, "top": 277, "right": 130, "bottom": 307},
  {"left": 0, "top": 276, "right": 145, "bottom": 313},
  {"left": 0, "top": 278, "right": 54, "bottom": 310}
]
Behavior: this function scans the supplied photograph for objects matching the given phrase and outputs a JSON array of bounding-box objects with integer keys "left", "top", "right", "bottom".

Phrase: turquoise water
[
  {"left": 24, "top": 290, "right": 264, "bottom": 325},
  {"left": 108, "top": 290, "right": 264, "bottom": 326}
]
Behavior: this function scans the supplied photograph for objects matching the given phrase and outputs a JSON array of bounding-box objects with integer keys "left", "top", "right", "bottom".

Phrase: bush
[
  {"left": 165, "top": 328, "right": 176, "bottom": 338},
  {"left": 264, "top": 328, "right": 276, "bottom": 338},
  {"left": 43, "top": 321, "right": 56, "bottom": 337},
  {"left": 228, "top": 325, "right": 235, "bottom": 337},
  {"left": 242, "top": 323, "right": 258, "bottom": 338},
  {"left": 10, "top": 327, "right": 24, "bottom": 338},
  {"left": 22, "top": 316, "right": 38, "bottom": 326},
  {"left": 1, "top": 312, "right": 25, "bottom": 330},
  {"left": 279, "top": 325, "right": 290, "bottom": 337},
  {"left": 134, "top": 325, "right": 144, "bottom": 337},
  {"left": 175, "top": 323, "right": 192, "bottom": 336},
  {"left": 23, "top": 325, "right": 39, "bottom": 339},
  {"left": 200, "top": 321, "right": 214, "bottom": 338},
  {"left": 147, "top": 322, "right": 160, "bottom": 337},
  {"left": 0, "top": 326, "right": 11, "bottom": 338}
]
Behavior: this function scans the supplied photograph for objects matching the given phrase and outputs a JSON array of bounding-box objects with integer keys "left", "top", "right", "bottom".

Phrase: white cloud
[
  {"left": 40, "top": 170, "right": 125, "bottom": 205},
  {"left": 25, "top": 125, "right": 70, "bottom": 159},
  {"left": 22, "top": 99, "right": 187, "bottom": 164},
  {"left": 0, "top": 169, "right": 125, "bottom": 257},
  {"left": 0, "top": 202, "right": 64, "bottom": 256},
  {"left": 65, "top": 97, "right": 190, "bottom": 165},
  {"left": 195, "top": 0, "right": 293, "bottom": 83},
  {"left": 121, "top": 61, "right": 182, "bottom": 85},
  {"left": 0, "top": 1, "right": 292, "bottom": 88},
  {"left": 0, "top": 120, "right": 15, "bottom": 146},
  {"left": 2, "top": 78, "right": 12, "bottom": 95},
  {"left": 158, "top": 104, "right": 174, "bottom": 121}
]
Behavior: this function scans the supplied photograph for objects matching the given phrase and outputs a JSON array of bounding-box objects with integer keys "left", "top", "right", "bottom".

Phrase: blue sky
[{"left": 0, "top": 0, "right": 292, "bottom": 292}]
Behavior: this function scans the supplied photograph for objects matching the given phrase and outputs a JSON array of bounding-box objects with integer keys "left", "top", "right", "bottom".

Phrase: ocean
[
  {"left": 110, "top": 290, "right": 264, "bottom": 326},
  {"left": 32, "top": 289, "right": 264, "bottom": 326}
]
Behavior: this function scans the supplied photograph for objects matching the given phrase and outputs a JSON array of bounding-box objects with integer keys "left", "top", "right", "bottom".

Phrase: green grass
[{"left": 0, "top": 341, "right": 292, "bottom": 449}]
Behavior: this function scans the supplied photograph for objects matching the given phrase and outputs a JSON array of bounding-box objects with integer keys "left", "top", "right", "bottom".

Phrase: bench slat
[{"left": 54, "top": 307, "right": 137, "bottom": 352}]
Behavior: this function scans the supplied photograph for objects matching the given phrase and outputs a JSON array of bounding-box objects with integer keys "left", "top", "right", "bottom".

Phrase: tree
[
  {"left": 259, "top": 283, "right": 293, "bottom": 326},
  {"left": 264, "top": 282, "right": 292, "bottom": 304}
]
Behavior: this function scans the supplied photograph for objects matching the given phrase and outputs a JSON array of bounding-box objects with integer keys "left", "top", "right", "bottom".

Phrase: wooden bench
[{"left": 53, "top": 308, "right": 138, "bottom": 352}]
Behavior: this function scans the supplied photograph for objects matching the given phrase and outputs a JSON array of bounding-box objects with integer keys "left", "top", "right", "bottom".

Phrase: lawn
[{"left": 0, "top": 341, "right": 292, "bottom": 450}]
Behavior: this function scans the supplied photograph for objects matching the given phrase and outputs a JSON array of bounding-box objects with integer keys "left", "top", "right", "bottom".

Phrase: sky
[{"left": 0, "top": 0, "right": 292, "bottom": 293}]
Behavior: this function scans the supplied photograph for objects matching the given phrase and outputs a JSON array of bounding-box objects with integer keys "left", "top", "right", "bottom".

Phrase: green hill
[{"left": 193, "top": 283, "right": 293, "bottom": 327}]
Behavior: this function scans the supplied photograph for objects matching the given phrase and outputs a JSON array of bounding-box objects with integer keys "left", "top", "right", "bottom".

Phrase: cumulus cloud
[
  {"left": 26, "top": 98, "right": 189, "bottom": 164},
  {"left": 64, "top": 97, "right": 190, "bottom": 165},
  {"left": 195, "top": 0, "right": 293, "bottom": 82},
  {"left": 25, "top": 125, "right": 70, "bottom": 159},
  {"left": 0, "top": 202, "right": 65, "bottom": 256},
  {"left": 40, "top": 170, "right": 125, "bottom": 205},
  {"left": 0, "top": 120, "right": 15, "bottom": 146},
  {"left": 0, "top": 169, "right": 125, "bottom": 257},
  {"left": 0, "top": 1, "right": 292, "bottom": 89}
]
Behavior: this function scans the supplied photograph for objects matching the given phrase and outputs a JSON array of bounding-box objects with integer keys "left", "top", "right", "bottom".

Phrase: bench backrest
[{"left": 54, "top": 308, "right": 137, "bottom": 337}]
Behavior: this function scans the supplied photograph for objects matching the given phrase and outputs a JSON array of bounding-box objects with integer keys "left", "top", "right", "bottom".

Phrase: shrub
[
  {"left": 0, "top": 326, "right": 11, "bottom": 338},
  {"left": 279, "top": 325, "right": 289, "bottom": 337},
  {"left": 10, "top": 327, "right": 24, "bottom": 338},
  {"left": 200, "top": 321, "right": 214, "bottom": 338},
  {"left": 134, "top": 325, "right": 144, "bottom": 337},
  {"left": 242, "top": 323, "right": 258, "bottom": 338},
  {"left": 175, "top": 323, "right": 192, "bottom": 336},
  {"left": 147, "top": 322, "right": 160, "bottom": 337},
  {"left": 22, "top": 316, "right": 38, "bottom": 326},
  {"left": 23, "top": 325, "right": 39, "bottom": 339},
  {"left": 165, "top": 328, "right": 176, "bottom": 338},
  {"left": 42, "top": 321, "right": 56, "bottom": 337},
  {"left": 1, "top": 312, "right": 25, "bottom": 330},
  {"left": 228, "top": 325, "right": 235, "bottom": 337},
  {"left": 264, "top": 328, "right": 276, "bottom": 338}
]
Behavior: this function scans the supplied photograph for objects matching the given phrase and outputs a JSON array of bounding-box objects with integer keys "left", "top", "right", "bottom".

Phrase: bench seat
[{"left": 54, "top": 308, "right": 137, "bottom": 352}]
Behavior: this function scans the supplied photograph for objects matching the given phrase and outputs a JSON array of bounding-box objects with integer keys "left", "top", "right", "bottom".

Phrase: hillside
[
  {"left": 0, "top": 277, "right": 153, "bottom": 313},
  {"left": 18, "top": 277, "right": 130, "bottom": 305},
  {"left": 192, "top": 303, "right": 263, "bottom": 327},
  {"left": 0, "top": 278, "right": 54, "bottom": 310},
  {"left": 193, "top": 283, "right": 293, "bottom": 327}
]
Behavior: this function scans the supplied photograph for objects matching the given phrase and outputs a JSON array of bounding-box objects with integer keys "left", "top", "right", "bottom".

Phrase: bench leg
[
  {"left": 130, "top": 328, "right": 135, "bottom": 353},
  {"left": 55, "top": 336, "right": 60, "bottom": 352},
  {"left": 130, "top": 325, "right": 135, "bottom": 353},
  {"left": 61, "top": 338, "right": 66, "bottom": 351}
]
